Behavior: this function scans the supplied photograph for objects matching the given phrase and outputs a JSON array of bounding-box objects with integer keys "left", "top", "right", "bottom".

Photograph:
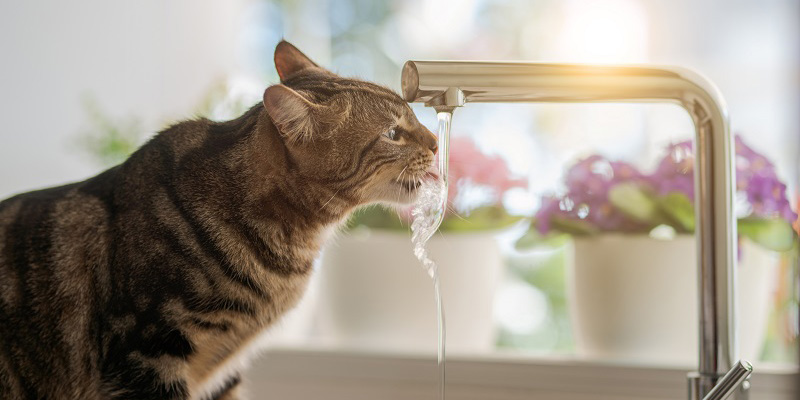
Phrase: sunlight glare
[{"left": 555, "top": 0, "right": 648, "bottom": 63}]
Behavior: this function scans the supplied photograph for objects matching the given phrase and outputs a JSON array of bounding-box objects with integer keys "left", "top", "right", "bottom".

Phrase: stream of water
[{"left": 410, "top": 111, "right": 452, "bottom": 400}]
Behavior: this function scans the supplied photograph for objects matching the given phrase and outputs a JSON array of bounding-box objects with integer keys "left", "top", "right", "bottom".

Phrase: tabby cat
[{"left": 0, "top": 41, "right": 438, "bottom": 400}]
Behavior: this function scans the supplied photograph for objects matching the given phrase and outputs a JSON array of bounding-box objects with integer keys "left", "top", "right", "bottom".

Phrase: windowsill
[{"left": 245, "top": 346, "right": 798, "bottom": 400}]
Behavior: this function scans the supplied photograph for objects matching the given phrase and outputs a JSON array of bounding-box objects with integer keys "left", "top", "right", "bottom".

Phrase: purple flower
[
  {"left": 645, "top": 135, "right": 796, "bottom": 223},
  {"left": 746, "top": 174, "right": 795, "bottom": 221},
  {"left": 534, "top": 134, "right": 797, "bottom": 235},
  {"left": 650, "top": 140, "right": 695, "bottom": 199},
  {"left": 535, "top": 155, "right": 652, "bottom": 234},
  {"left": 733, "top": 136, "right": 796, "bottom": 222}
]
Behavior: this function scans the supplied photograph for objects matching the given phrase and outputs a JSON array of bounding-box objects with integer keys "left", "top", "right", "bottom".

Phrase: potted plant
[
  {"left": 316, "top": 136, "right": 526, "bottom": 353},
  {"left": 516, "top": 135, "right": 798, "bottom": 365}
]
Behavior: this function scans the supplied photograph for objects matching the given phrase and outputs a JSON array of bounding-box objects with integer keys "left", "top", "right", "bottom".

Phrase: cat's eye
[
  {"left": 384, "top": 128, "right": 399, "bottom": 141},
  {"left": 384, "top": 127, "right": 407, "bottom": 142}
]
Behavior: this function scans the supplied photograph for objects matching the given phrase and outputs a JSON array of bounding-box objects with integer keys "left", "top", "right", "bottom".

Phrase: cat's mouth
[
  {"left": 392, "top": 168, "right": 440, "bottom": 193},
  {"left": 423, "top": 169, "right": 439, "bottom": 181}
]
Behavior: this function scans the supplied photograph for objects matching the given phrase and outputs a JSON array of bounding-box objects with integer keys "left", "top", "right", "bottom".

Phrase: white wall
[{"left": 0, "top": 0, "right": 249, "bottom": 198}]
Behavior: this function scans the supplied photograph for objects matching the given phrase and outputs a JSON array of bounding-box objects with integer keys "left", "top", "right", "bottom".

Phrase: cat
[{"left": 0, "top": 40, "right": 438, "bottom": 400}]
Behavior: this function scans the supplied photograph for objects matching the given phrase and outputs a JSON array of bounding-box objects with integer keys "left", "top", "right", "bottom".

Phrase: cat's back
[
  {"left": 0, "top": 168, "right": 119, "bottom": 399},
  {"left": 0, "top": 165, "right": 118, "bottom": 254},
  {"left": 0, "top": 117, "right": 224, "bottom": 398}
]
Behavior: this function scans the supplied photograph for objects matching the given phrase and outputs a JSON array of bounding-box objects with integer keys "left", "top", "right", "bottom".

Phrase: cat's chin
[
  {"left": 384, "top": 193, "right": 419, "bottom": 206},
  {"left": 369, "top": 189, "right": 419, "bottom": 206},
  {"left": 395, "top": 180, "right": 423, "bottom": 202},
  {"left": 371, "top": 178, "right": 421, "bottom": 205}
]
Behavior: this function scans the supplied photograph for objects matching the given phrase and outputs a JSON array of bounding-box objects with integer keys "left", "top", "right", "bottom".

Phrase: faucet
[{"left": 401, "top": 61, "right": 750, "bottom": 400}]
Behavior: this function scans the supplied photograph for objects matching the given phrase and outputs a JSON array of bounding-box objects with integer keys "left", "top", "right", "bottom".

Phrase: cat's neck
[
  {"left": 122, "top": 107, "right": 355, "bottom": 275},
  {"left": 229, "top": 109, "right": 354, "bottom": 262}
]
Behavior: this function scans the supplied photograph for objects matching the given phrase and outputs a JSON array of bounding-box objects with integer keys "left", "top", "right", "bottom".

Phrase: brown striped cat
[{"left": 0, "top": 41, "right": 438, "bottom": 400}]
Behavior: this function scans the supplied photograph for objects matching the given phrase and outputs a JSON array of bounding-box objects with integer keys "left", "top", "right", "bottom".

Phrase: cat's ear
[
  {"left": 274, "top": 40, "right": 320, "bottom": 81},
  {"left": 263, "top": 84, "right": 316, "bottom": 143}
]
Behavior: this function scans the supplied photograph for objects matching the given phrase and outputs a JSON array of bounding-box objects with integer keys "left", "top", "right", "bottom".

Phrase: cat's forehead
[
  {"left": 341, "top": 80, "right": 406, "bottom": 105},
  {"left": 328, "top": 78, "right": 419, "bottom": 122},
  {"left": 288, "top": 74, "right": 403, "bottom": 102},
  {"left": 287, "top": 73, "right": 419, "bottom": 125},
  {"left": 394, "top": 113, "right": 419, "bottom": 131}
]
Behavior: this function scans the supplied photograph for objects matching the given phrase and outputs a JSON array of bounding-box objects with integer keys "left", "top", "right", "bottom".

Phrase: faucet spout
[
  {"left": 402, "top": 60, "right": 743, "bottom": 400},
  {"left": 402, "top": 62, "right": 465, "bottom": 113}
]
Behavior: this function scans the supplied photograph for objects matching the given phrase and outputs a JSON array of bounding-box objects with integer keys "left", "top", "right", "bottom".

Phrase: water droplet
[
  {"left": 591, "top": 160, "right": 614, "bottom": 180},
  {"left": 736, "top": 154, "right": 750, "bottom": 170},
  {"left": 671, "top": 145, "right": 691, "bottom": 163},
  {"left": 559, "top": 197, "right": 574, "bottom": 212},
  {"left": 577, "top": 204, "right": 590, "bottom": 219}
]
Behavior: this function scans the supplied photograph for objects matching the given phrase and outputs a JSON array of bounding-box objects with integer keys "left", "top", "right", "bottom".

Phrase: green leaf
[
  {"left": 346, "top": 206, "right": 408, "bottom": 232},
  {"left": 737, "top": 218, "right": 796, "bottom": 252},
  {"left": 439, "top": 205, "right": 523, "bottom": 232},
  {"left": 549, "top": 216, "right": 599, "bottom": 236},
  {"left": 658, "top": 192, "right": 695, "bottom": 232},
  {"left": 514, "top": 229, "right": 540, "bottom": 250},
  {"left": 514, "top": 225, "right": 571, "bottom": 250},
  {"left": 347, "top": 205, "right": 523, "bottom": 233},
  {"left": 608, "top": 183, "right": 661, "bottom": 223},
  {"left": 75, "top": 96, "right": 144, "bottom": 167}
]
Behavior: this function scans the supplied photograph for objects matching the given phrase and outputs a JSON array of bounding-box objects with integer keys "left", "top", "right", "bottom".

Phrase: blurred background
[{"left": 0, "top": 0, "right": 797, "bottom": 368}]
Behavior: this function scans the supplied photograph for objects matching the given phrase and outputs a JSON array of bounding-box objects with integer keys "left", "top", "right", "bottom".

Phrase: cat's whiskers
[
  {"left": 395, "top": 166, "right": 409, "bottom": 200},
  {"left": 446, "top": 204, "right": 467, "bottom": 221},
  {"left": 320, "top": 188, "right": 342, "bottom": 211},
  {"left": 396, "top": 166, "right": 408, "bottom": 182},
  {"left": 394, "top": 208, "right": 409, "bottom": 228}
]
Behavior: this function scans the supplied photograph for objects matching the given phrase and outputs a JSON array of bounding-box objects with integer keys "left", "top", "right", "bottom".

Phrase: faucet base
[{"left": 688, "top": 369, "right": 751, "bottom": 400}]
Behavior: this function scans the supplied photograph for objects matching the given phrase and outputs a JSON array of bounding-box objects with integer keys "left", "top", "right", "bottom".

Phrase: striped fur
[{"left": 0, "top": 41, "right": 437, "bottom": 400}]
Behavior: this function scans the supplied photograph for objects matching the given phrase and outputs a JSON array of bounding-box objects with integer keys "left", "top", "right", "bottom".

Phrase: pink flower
[{"left": 446, "top": 137, "right": 527, "bottom": 210}]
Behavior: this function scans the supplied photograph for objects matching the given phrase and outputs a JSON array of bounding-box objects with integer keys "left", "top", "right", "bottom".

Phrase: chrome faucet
[{"left": 401, "top": 61, "right": 750, "bottom": 400}]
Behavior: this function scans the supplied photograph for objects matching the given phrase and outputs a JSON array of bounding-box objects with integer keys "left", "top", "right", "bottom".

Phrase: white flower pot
[
  {"left": 568, "top": 234, "right": 778, "bottom": 365},
  {"left": 316, "top": 229, "right": 503, "bottom": 354}
]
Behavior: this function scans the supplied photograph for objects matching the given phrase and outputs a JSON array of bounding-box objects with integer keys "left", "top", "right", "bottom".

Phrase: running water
[{"left": 410, "top": 111, "right": 452, "bottom": 400}]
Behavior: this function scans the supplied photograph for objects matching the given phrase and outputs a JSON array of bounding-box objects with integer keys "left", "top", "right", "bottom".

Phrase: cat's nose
[{"left": 423, "top": 128, "right": 438, "bottom": 155}]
